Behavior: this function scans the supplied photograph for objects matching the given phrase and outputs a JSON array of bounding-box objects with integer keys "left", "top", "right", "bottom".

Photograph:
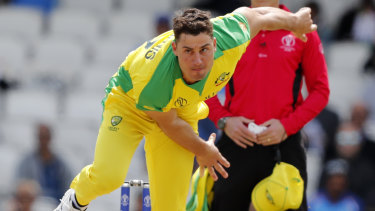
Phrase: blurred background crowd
[{"left": 0, "top": 0, "right": 374, "bottom": 210}]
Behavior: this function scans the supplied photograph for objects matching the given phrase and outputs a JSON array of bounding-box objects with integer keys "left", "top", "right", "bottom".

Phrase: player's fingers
[
  {"left": 233, "top": 137, "right": 247, "bottom": 148},
  {"left": 240, "top": 117, "right": 254, "bottom": 123},
  {"left": 214, "top": 163, "right": 228, "bottom": 179},
  {"left": 292, "top": 32, "right": 307, "bottom": 42},
  {"left": 257, "top": 130, "right": 270, "bottom": 139},
  {"left": 258, "top": 134, "right": 269, "bottom": 142},
  {"left": 300, "top": 7, "right": 311, "bottom": 13},
  {"left": 208, "top": 166, "right": 218, "bottom": 181},
  {"left": 260, "top": 119, "right": 273, "bottom": 127},
  {"left": 261, "top": 139, "right": 273, "bottom": 146},
  {"left": 311, "top": 24, "right": 317, "bottom": 31},
  {"left": 233, "top": 138, "right": 248, "bottom": 149},
  {"left": 241, "top": 128, "right": 257, "bottom": 142},
  {"left": 218, "top": 154, "right": 230, "bottom": 168},
  {"left": 208, "top": 133, "right": 216, "bottom": 143},
  {"left": 300, "top": 34, "right": 307, "bottom": 42},
  {"left": 259, "top": 135, "right": 276, "bottom": 145},
  {"left": 199, "top": 166, "right": 205, "bottom": 177},
  {"left": 238, "top": 136, "right": 254, "bottom": 147}
]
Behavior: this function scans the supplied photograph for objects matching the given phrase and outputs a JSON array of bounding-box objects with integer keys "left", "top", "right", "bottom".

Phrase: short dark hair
[{"left": 172, "top": 8, "right": 213, "bottom": 42}]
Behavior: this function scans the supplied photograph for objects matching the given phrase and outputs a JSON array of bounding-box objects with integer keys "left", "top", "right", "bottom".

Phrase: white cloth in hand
[{"left": 248, "top": 122, "right": 267, "bottom": 134}]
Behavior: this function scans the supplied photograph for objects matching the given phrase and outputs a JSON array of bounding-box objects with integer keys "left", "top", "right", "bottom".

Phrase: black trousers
[{"left": 211, "top": 132, "right": 307, "bottom": 211}]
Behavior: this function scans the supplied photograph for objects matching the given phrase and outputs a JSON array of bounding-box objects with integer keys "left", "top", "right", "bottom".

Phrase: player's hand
[
  {"left": 257, "top": 119, "right": 288, "bottom": 146},
  {"left": 224, "top": 117, "right": 257, "bottom": 148},
  {"left": 292, "top": 7, "right": 317, "bottom": 42},
  {"left": 196, "top": 133, "right": 230, "bottom": 181}
]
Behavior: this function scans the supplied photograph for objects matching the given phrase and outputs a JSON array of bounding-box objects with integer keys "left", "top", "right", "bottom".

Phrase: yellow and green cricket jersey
[{"left": 104, "top": 12, "right": 250, "bottom": 112}]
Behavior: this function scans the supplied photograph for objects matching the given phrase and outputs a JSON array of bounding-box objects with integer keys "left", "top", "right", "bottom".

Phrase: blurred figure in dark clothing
[
  {"left": 331, "top": 121, "right": 375, "bottom": 210},
  {"left": 16, "top": 123, "right": 72, "bottom": 202},
  {"left": 315, "top": 106, "right": 340, "bottom": 162},
  {"left": 310, "top": 159, "right": 362, "bottom": 211},
  {"left": 155, "top": 14, "right": 170, "bottom": 35},
  {"left": 335, "top": 0, "right": 375, "bottom": 42},
  {"left": 364, "top": 44, "right": 375, "bottom": 74}
]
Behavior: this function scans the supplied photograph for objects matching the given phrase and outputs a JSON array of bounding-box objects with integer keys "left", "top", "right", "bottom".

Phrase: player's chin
[{"left": 192, "top": 71, "right": 208, "bottom": 81}]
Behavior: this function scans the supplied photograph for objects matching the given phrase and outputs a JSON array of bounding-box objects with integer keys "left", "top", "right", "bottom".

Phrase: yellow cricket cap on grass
[{"left": 251, "top": 162, "right": 304, "bottom": 211}]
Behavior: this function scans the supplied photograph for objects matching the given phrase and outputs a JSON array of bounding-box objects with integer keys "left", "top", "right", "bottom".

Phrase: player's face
[{"left": 172, "top": 33, "right": 216, "bottom": 84}]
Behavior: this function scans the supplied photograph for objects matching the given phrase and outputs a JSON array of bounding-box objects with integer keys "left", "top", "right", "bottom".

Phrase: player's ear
[
  {"left": 213, "top": 37, "right": 217, "bottom": 52},
  {"left": 172, "top": 41, "right": 177, "bottom": 55}
]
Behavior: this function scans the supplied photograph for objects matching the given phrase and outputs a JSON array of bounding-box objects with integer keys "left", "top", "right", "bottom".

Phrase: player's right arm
[{"left": 144, "top": 109, "right": 230, "bottom": 180}]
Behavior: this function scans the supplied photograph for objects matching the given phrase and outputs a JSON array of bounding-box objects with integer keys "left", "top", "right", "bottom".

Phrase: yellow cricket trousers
[{"left": 70, "top": 87, "right": 208, "bottom": 211}]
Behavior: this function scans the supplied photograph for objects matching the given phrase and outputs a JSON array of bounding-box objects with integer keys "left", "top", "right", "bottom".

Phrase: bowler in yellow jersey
[{"left": 54, "top": 6, "right": 317, "bottom": 211}]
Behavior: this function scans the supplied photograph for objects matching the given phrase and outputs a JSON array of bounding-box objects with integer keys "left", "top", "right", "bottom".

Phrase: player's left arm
[{"left": 234, "top": 6, "right": 317, "bottom": 41}]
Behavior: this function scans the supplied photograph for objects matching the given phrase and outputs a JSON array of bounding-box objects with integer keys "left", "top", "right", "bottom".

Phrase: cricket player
[{"left": 55, "top": 6, "right": 316, "bottom": 211}]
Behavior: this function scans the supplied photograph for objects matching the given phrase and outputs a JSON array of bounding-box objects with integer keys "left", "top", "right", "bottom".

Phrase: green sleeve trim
[
  {"left": 104, "top": 66, "right": 133, "bottom": 95},
  {"left": 212, "top": 13, "right": 251, "bottom": 51},
  {"left": 232, "top": 12, "right": 251, "bottom": 35},
  {"left": 101, "top": 66, "right": 133, "bottom": 121}
]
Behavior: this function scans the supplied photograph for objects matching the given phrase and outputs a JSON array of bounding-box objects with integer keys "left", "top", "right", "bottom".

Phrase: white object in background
[{"left": 248, "top": 123, "right": 267, "bottom": 134}]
